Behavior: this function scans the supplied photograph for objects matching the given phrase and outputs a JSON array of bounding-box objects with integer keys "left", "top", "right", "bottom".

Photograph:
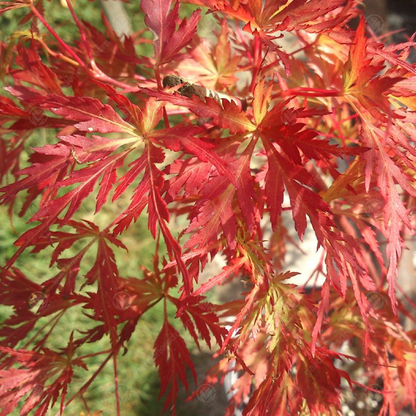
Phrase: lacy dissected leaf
[
  {"left": 82, "top": 236, "right": 124, "bottom": 346},
  {"left": 178, "top": 21, "right": 241, "bottom": 90},
  {"left": 13, "top": 44, "right": 63, "bottom": 94},
  {"left": 28, "top": 221, "right": 125, "bottom": 297},
  {"left": 170, "top": 295, "right": 227, "bottom": 349},
  {"left": 0, "top": 143, "right": 71, "bottom": 206},
  {"left": 343, "top": 17, "right": 372, "bottom": 92},
  {"left": 207, "top": 0, "right": 351, "bottom": 46},
  {"left": 163, "top": 157, "right": 213, "bottom": 206},
  {"left": 37, "top": 94, "right": 135, "bottom": 134},
  {"left": 251, "top": 78, "right": 380, "bottom": 331},
  {"left": 396, "top": 350, "right": 416, "bottom": 411},
  {"left": 0, "top": 130, "right": 24, "bottom": 184},
  {"left": 80, "top": 20, "right": 144, "bottom": 82},
  {"left": 36, "top": 220, "right": 123, "bottom": 263},
  {"left": 220, "top": 272, "right": 305, "bottom": 354},
  {"left": 119, "top": 271, "right": 164, "bottom": 315},
  {"left": 0, "top": 340, "right": 86, "bottom": 416},
  {"left": 2, "top": 2, "right": 416, "bottom": 416},
  {"left": 30, "top": 152, "right": 126, "bottom": 224},
  {"left": 265, "top": 123, "right": 365, "bottom": 164},
  {"left": 5, "top": 85, "right": 139, "bottom": 136},
  {"left": 2, "top": 135, "right": 128, "bottom": 229},
  {"left": 253, "top": 80, "right": 334, "bottom": 241},
  {"left": 315, "top": 232, "right": 377, "bottom": 347},
  {"left": 150, "top": 124, "right": 235, "bottom": 183},
  {"left": 141, "top": 0, "right": 201, "bottom": 65},
  {"left": 0, "top": 268, "right": 46, "bottom": 349},
  {"left": 0, "top": 95, "right": 69, "bottom": 131},
  {"left": 113, "top": 143, "right": 169, "bottom": 236},
  {"left": 217, "top": 333, "right": 274, "bottom": 415},
  {"left": 0, "top": 135, "right": 132, "bottom": 268},
  {"left": 184, "top": 140, "right": 256, "bottom": 251},
  {"left": 254, "top": 79, "right": 353, "bottom": 163},
  {"left": 216, "top": 270, "right": 352, "bottom": 415},
  {"left": 116, "top": 266, "right": 168, "bottom": 344},
  {"left": 242, "top": 373, "right": 299, "bottom": 416},
  {"left": 262, "top": 138, "right": 331, "bottom": 242},
  {"left": 95, "top": 81, "right": 165, "bottom": 135},
  {"left": 112, "top": 142, "right": 192, "bottom": 295},
  {"left": 154, "top": 320, "right": 196, "bottom": 413},
  {"left": 343, "top": 18, "right": 402, "bottom": 114},
  {"left": 184, "top": 177, "right": 235, "bottom": 249},
  {"left": 140, "top": 87, "right": 256, "bottom": 134},
  {"left": 295, "top": 349, "right": 348, "bottom": 414},
  {"left": 354, "top": 119, "right": 416, "bottom": 313},
  {"left": 324, "top": 177, "right": 388, "bottom": 276}
]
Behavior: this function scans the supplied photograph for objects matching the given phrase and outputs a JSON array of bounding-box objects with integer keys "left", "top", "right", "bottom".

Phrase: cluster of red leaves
[{"left": 1, "top": 0, "right": 416, "bottom": 415}]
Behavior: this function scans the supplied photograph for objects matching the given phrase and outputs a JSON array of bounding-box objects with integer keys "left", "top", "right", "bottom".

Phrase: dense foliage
[{"left": 1, "top": 0, "right": 416, "bottom": 415}]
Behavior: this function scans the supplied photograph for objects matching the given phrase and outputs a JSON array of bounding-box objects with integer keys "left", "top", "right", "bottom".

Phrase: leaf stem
[
  {"left": 31, "top": 1, "right": 132, "bottom": 91},
  {"left": 65, "top": 0, "right": 94, "bottom": 62},
  {"left": 35, "top": 37, "right": 80, "bottom": 67},
  {"left": 113, "top": 352, "right": 121, "bottom": 416},
  {"left": 29, "top": 3, "right": 87, "bottom": 70},
  {"left": 249, "top": 34, "right": 262, "bottom": 94},
  {"left": 280, "top": 87, "right": 341, "bottom": 97},
  {"left": 57, "top": 350, "right": 115, "bottom": 415}
]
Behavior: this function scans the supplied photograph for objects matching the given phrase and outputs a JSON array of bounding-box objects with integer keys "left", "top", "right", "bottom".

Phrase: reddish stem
[
  {"left": 281, "top": 87, "right": 341, "bottom": 98},
  {"left": 29, "top": 3, "right": 87, "bottom": 71},
  {"left": 65, "top": 0, "right": 94, "bottom": 62},
  {"left": 58, "top": 351, "right": 115, "bottom": 415},
  {"left": 113, "top": 350, "right": 121, "bottom": 416},
  {"left": 249, "top": 34, "right": 262, "bottom": 94},
  {"left": 31, "top": 1, "right": 133, "bottom": 91}
]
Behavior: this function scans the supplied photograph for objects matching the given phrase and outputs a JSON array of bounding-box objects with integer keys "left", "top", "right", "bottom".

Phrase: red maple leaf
[{"left": 141, "top": 0, "right": 201, "bottom": 65}]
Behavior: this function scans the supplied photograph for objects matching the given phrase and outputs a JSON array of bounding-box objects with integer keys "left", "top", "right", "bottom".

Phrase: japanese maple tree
[{"left": 1, "top": 0, "right": 416, "bottom": 415}]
